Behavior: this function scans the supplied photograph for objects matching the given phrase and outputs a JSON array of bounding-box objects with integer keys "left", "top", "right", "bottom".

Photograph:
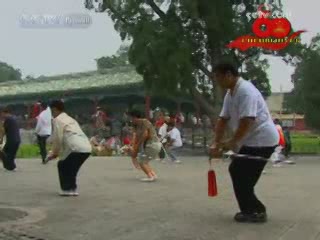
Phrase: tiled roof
[{"left": 0, "top": 67, "right": 143, "bottom": 97}]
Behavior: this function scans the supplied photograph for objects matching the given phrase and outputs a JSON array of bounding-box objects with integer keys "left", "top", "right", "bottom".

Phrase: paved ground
[{"left": 0, "top": 155, "right": 319, "bottom": 240}]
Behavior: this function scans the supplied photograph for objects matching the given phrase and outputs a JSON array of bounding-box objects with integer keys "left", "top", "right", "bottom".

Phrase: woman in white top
[{"left": 46, "top": 100, "right": 92, "bottom": 197}]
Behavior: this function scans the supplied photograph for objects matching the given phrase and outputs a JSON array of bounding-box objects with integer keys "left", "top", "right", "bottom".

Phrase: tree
[
  {"left": 286, "top": 35, "right": 320, "bottom": 130},
  {"left": 0, "top": 61, "right": 22, "bottom": 82},
  {"left": 96, "top": 44, "right": 130, "bottom": 70},
  {"left": 85, "top": 0, "right": 303, "bottom": 120}
]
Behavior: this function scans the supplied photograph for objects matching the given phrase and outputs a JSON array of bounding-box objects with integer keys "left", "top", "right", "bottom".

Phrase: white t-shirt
[
  {"left": 219, "top": 78, "right": 279, "bottom": 148},
  {"left": 158, "top": 123, "right": 168, "bottom": 143},
  {"left": 35, "top": 107, "right": 52, "bottom": 136},
  {"left": 168, "top": 128, "right": 183, "bottom": 147}
]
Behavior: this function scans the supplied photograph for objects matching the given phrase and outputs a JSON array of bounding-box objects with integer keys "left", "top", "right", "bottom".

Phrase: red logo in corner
[{"left": 227, "top": 4, "right": 306, "bottom": 51}]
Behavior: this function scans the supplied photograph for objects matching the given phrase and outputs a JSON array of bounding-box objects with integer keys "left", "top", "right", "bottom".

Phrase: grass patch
[
  {"left": 291, "top": 135, "right": 320, "bottom": 154},
  {"left": 12, "top": 133, "right": 320, "bottom": 158},
  {"left": 16, "top": 144, "right": 46, "bottom": 159}
]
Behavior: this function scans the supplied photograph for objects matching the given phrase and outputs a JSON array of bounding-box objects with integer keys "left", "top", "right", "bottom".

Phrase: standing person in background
[
  {"left": 175, "top": 112, "right": 185, "bottom": 130},
  {"left": 46, "top": 100, "right": 92, "bottom": 196},
  {"left": 94, "top": 106, "right": 108, "bottom": 129},
  {"left": 166, "top": 122, "right": 183, "bottom": 164},
  {"left": 271, "top": 119, "right": 286, "bottom": 166},
  {"left": 35, "top": 102, "right": 52, "bottom": 164},
  {"left": 158, "top": 116, "right": 170, "bottom": 161},
  {"left": 31, "top": 101, "right": 42, "bottom": 119},
  {"left": 93, "top": 106, "right": 109, "bottom": 140},
  {"left": 282, "top": 126, "right": 295, "bottom": 164},
  {"left": 0, "top": 107, "right": 21, "bottom": 171},
  {"left": 155, "top": 111, "right": 164, "bottom": 131}
]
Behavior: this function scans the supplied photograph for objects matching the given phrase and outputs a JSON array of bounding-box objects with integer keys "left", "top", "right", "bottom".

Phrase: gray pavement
[{"left": 0, "top": 155, "right": 319, "bottom": 240}]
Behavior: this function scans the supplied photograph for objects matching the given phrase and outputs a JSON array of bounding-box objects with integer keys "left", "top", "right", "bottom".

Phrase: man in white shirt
[
  {"left": 35, "top": 102, "right": 52, "bottom": 164},
  {"left": 158, "top": 116, "right": 170, "bottom": 161},
  {"left": 166, "top": 122, "right": 183, "bottom": 163},
  {"left": 46, "top": 100, "right": 92, "bottom": 197},
  {"left": 210, "top": 63, "right": 279, "bottom": 223}
]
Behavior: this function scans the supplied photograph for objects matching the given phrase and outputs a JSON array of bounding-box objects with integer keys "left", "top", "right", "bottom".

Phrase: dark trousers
[
  {"left": 159, "top": 146, "right": 166, "bottom": 159},
  {"left": 57, "top": 152, "right": 90, "bottom": 191},
  {"left": 1, "top": 142, "right": 20, "bottom": 171},
  {"left": 37, "top": 135, "right": 49, "bottom": 162},
  {"left": 283, "top": 144, "right": 291, "bottom": 157},
  {"left": 229, "top": 146, "right": 276, "bottom": 214}
]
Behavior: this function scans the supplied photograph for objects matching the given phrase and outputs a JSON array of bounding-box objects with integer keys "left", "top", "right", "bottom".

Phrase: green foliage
[
  {"left": 96, "top": 45, "right": 130, "bottom": 70},
  {"left": 0, "top": 61, "right": 22, "bottom": 82},
  {"left": 85, "top": 0, "right": 304, "bottom": 116},
  {"left": 301, "top": 52, "right": 320, "bottom": 130},
  {"left": 287, "top": 34, "right": 320, "bottom": 130},
  {"left": 291, "top": 134, "right": 320, "bottom": 154},
  {"left": 17, "top": 144, "right": 42, "bottom": 159},
  {"left": 241, "top": 58, "right": 271, "bottom": 97}
]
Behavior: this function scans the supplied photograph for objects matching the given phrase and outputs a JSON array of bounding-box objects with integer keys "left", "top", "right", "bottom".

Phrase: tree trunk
[{"left": 190, "top": 87, "right": 214, "bottom": 117}]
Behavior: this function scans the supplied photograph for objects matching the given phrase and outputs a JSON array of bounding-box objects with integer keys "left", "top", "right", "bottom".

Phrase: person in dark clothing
[{"left": 0, "top": 107, "right": 21, "bottom": 171}]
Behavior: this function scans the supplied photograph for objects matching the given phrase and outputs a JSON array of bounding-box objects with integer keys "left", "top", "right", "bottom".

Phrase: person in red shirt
[
  {"left": 271, "top": 119, "right": 286, "bottom": 166},
  {"left": 155, "top": 113, "right": 164, "bottom": 130},
  {"left": 274, "top": 119, "right": 286, "bottom": 147},
  {"left": 31, "top": 101, "right": 42, "bottom": 119}
]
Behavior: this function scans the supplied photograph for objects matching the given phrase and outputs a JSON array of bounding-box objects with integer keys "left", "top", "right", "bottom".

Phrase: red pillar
[{"left": 145, "top": 95, "right": 151, "bottom": 120}]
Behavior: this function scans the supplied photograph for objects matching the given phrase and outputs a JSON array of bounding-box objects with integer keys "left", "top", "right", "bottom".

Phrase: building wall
[
  {"left": 266, "top": 92, "right": 284, "bottom": 113},
  {"left": 267, "top": 92, "right": 308, "bottom": 131},
  {"left": 294, "top": 119, "right": 307, "bottom": 131}
]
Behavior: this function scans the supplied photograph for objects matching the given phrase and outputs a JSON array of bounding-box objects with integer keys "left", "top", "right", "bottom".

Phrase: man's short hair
[
  {"left": 274, "top": 118, "right": 281, "bottom": 125},
  {"left": 41, "top": 102, "right": 48, "bottom": 109},
  {"left": 49, "top": 100, "right": 65, "bottom": 112},
  {"left": 128, "top": 110, "right": 142, "bottom": 118},
  {"left": 213, "top": 63, "right": 239, "bottom": 76}
]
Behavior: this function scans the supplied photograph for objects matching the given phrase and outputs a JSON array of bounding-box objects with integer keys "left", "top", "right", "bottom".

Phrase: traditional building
[{"left": 0, "top": 67, "right": 195, "bottom": 127}]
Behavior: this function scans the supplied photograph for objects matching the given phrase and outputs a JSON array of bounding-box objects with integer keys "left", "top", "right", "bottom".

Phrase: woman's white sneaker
[{"left": 140, "top": 177, "right": 156, "bottom": 182}]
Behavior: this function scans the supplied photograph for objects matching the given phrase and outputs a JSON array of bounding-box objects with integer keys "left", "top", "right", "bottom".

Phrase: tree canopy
[
  {"left": 96, "top": 44, "right": 130, "bottom": 70},
  {"left": 285, "top": 35, "right": 320, "bottom": 130},
  {"left": 85, "top": 0, "right": 304, "bottom": 119},
  {"left": 0, "top": 61, "right": 22, "bottom": 82}
]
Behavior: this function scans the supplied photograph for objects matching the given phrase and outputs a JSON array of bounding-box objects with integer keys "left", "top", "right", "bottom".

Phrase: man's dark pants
[
  {"left": 1, "top": 142, "right": 20, "bottom": 171},
  {"left": 37, "top": 135, "right": 50, "bottom": 163},
  {"left": 229, "top": 146, "right": 276, "bottom": 214},
  {"left": 57, "top": 152, "right": 91, "bottom": 191},
  {"left": 283, "top": 143, "right": 292, "bottom": 157}
]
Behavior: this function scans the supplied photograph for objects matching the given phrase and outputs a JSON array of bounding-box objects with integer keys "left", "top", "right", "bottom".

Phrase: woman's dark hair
[
  {"left": 49, "top": 100, "right": 65, "bottom": 112},
  {"left": 213, "top": 63, "right": 239, "bottom": 76},
  {"left": 128, "top": 110, "right": 142, "bottom": 118}
]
